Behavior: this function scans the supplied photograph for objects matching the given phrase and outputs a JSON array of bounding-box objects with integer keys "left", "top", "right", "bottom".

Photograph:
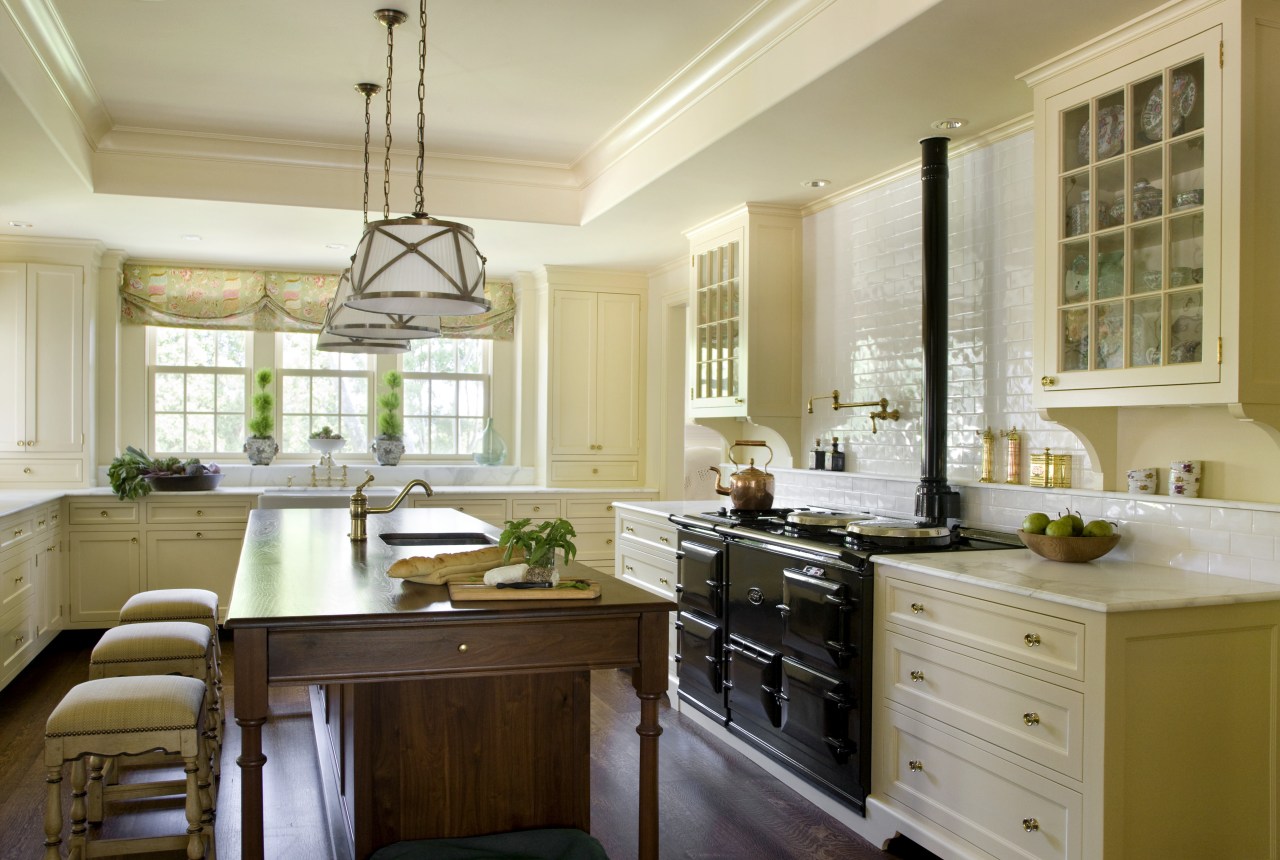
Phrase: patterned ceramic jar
[{"left": 1127, "top": 467, "right": 1157, "bottom": 494}]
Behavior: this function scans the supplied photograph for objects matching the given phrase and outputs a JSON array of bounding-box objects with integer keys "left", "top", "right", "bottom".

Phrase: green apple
[
  {"left": 1083, "top": 519, "right": 1115, "bottom": 537},
  {"left": 1022, "top": 512, "right": 1051, "bottom": 534},
  {"left": 1045, "top": 517, "right": 1076, "bottom": 537}
]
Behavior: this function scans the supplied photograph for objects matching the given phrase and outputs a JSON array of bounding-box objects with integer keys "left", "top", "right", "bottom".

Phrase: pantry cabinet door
[
  {"left": 27, "top": 265, "right": 85, "bottom": 453},
  {"left": 594, "top": 292, "right": 641, "bottom": 456},
  {"left": 0, "top": 265, "right": 28, "bottom": 451}
]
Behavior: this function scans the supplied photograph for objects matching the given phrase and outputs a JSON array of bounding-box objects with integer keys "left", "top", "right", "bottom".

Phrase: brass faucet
[
  {"left": 805, "top": 391, "right": 901, "bottom": 433},
  {"left": 348, "top": 474, "right": 434, "bottom": 542}
]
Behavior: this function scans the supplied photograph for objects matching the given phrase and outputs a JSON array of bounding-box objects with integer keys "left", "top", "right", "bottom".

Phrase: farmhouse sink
[{"left": 379, "top": 532, "right": 495, "bottom": 547}]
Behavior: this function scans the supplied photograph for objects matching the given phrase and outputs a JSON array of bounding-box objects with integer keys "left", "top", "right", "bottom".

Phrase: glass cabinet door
[
  {"left": 692, "top": 238, "right": 742, "bottom": 407},
  {"left": 1045, "top": 29, "right": 1220, "bottom": 391}
]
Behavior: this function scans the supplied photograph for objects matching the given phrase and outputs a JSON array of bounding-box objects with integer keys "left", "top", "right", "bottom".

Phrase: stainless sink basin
[{"left": 379, "top": 532, "right": 495, "bottom": 547}]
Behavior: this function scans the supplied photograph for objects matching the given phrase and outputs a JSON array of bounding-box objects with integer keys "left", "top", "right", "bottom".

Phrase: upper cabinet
[
  {"left": 1025, "top": 0, "right": 1280, "bottom": 428},
  {"left": 686, "top": 205, "right": 802, "bottom": 461},
  {"left": 0, "top": 262, "right": 89, "bottom": 485}
]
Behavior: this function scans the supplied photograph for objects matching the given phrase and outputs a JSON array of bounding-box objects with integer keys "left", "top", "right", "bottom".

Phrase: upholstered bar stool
[
  {"left": 119, "top": 589, "right": 223, "bottom": 709},
  {"left": 88, "top": 620, "right": 222, "bottom": 808},
  {"left": 44, "top": 675, "right": 213, "bottom": 860}
]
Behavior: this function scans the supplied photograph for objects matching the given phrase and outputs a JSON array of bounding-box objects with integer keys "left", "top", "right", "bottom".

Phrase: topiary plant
[
  {"left": 376, "top": 370, "right": 403, "bottom": 439},
  {"left": 247, "top": 369, "right": 274, "bottom": 438}
]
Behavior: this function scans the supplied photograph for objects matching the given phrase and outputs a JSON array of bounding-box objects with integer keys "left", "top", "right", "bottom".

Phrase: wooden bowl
[{"left": 1017, "top": 529, "right": 1120, "bottom": 563}]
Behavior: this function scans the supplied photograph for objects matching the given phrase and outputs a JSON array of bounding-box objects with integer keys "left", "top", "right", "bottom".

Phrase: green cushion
[{"left": 369, "top": 829, "right": 609, "bottom": 860}]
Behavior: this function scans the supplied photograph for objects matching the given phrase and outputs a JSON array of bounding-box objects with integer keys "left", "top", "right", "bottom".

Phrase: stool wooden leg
[
  {"left": 87, "top": 755, "right": 105, "bottom": 824},
  {"left": 44, "top": 766, "right": 62, "bottom": 860},
  {"left": 183, "top": 755, "right": 204, "bottom": 860},
  {"left": 69, "top": 757, "right": 87, "bottom": 860}
]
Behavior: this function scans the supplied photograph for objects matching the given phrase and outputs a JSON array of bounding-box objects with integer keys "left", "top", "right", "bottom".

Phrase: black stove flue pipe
[{"left": 915, "top": 137, "right": 961, "bottom": 526}]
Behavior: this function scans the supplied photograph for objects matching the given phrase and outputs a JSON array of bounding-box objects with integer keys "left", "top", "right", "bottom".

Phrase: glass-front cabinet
[
  {"left": 691, "top": 236, "right": 742, "bottom": 409},
  {"left": 1039, "top": 28, "right": 1221, "bottom": 394}
]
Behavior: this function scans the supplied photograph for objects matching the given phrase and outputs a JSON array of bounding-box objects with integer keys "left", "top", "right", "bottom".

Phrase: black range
[{"left": 669, "top": 506, "right": 1020, "bottom": 814}]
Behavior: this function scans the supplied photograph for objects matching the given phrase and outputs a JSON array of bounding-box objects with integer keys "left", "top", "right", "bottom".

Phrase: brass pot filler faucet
[{"left": 806, "top": 391, "right": 900, "bottom": 434}]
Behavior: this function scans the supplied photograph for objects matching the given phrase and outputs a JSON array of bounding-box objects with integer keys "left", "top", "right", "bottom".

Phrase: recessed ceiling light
[
  {"left": 325, "top": 243, "right": 347, "bottom": 251},
  {"left": 802, "top": 179, "right": 831, "bottom": 188},
  {"left": 931, "top": 118, "right": 967, "bottom": 130},
  {"left": 182, "top": 234, "right": 203, "bottom": 242},
  {"left": 8, "top": 221, "right": 33, "bottom": 228}
]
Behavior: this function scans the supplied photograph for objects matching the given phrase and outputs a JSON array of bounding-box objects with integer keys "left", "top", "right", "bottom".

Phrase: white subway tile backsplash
[{"left": 1229, "top": 532, "right": 1274, "bottom": 561}]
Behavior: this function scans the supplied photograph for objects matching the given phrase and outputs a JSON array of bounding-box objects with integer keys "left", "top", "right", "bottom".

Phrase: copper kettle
[{"left": 710, "top": 440, "right": 775, "bottom": 510}]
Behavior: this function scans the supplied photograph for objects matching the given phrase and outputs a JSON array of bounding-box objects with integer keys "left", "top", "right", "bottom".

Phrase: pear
[
  {"left": 1022, "top": 512, "right": 1051, "bottom": 534},
  {"left": 1083, "top": 519, "right": 1115, "bottom": 537},
  {"left": 1045, "top": 517, "right": 1076, "bottom": 537}
]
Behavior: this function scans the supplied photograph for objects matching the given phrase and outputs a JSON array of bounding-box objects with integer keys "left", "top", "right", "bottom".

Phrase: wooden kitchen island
[{"left": 225, "top": 507, "right": 674, "bottom": 860}]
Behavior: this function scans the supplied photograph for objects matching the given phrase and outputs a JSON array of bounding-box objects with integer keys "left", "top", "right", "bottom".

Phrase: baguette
[{"left": 388, "top": 545, "right": 524, "bottom": 585}]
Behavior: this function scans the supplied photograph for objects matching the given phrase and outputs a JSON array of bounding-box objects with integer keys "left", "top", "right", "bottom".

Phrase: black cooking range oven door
[{"left": 724, "top": 540, "right": 873, "bottom": 811}]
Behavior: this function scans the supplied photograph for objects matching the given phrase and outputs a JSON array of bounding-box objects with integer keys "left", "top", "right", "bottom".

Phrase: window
[
  {"left": 278, "top": 333, "right": 370, "bottom": 454},
  {"left": 149, "top": 328, "right": 249, "bottom": 456},
  {"left": 143, "top": 327, "right": 492, "bottom": 460},
  {"left": 401, "top": 339, "right": 489, "bottom": 457}
]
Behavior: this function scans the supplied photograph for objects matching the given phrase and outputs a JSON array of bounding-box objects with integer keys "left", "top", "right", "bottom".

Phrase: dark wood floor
[{"left": 0, "top": 631, "right": 940, "bottom": 860}]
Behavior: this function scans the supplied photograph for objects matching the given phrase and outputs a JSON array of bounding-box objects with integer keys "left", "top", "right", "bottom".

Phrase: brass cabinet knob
[
  {"left": 1022, "top": 818, "right": 1040, "bottom": 832},
  {"left": 606, "top": 505, "right": 612, "bottom": 512},
  {"left": 100, "top": 511, "right": 108, "bottom": 518},
  {"left": 532, "top": 505, "right": 541, "bottom": 512},
  {"left": 130, "top": 537, "right": 137, "bottom": 544},
  {"left": 195, "top": 532, "right": 203, "bottom": 539},
  {"left": 910, "top": 602, "right": 925, "bottom": 614},
  {"left": 196, "top": 510, "right": 204, "bottom": 517},
  {"left": 1023, "top": 712, "right": 1041, "bottom": 726},
  {"left": 592, "top": 468, "right": 599, "bottom": 474},
  {"left": 1024, "top": 633, "right": 1042, "bottom": 647},
  {"left": 908, "top": 760, "right": 923, "bottom": 772},
  {"left": 457, "top": 643, "right": 468, "bottom": 653},
  {"left": 605, "top": 538, "right": 613, "bottom": 545},
  {"left": 1041, "top": 376, "right": 1057, "bottom": 387},
  {"left": 26, "top": 440, "right": 34, "bottom": 447},
  {"left": 16, "top": 440, "right": 25, "bottom": 447},
  {"left": 909, "top": 670, "right": 925, "bottom": 682},
  {"left": 23, "top": 467, "right": 31, "bottom": 475}
]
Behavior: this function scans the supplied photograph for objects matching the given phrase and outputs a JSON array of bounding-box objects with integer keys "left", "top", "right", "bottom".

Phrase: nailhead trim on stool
[
  {"left": 119, "top": 588, "right": 223, "bottom": 710},
  {"left": 44, "top": 675, "right": 213, "bottom": 860}
]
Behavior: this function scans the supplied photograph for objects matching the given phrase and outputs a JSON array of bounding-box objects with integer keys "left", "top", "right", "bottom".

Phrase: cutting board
[{"left": 447, "top": 579, "right": 601, "bottom": 601}]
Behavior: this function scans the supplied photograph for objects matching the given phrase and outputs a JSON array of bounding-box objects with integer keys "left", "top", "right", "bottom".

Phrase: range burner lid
[
  {"left": 846, "top": 517, "right": 952, "bottom": 547},
  {"left": 786, "top": 510, "right": 872, "bottom": 528}
]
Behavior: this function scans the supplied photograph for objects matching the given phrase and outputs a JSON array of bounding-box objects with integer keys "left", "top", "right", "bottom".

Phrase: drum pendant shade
[
  {"left": 324, "top": 268, "right": 441, "bottom": 341},
  {"left": 346, "top": 216, "right": 490, "bottom": 317},
  {"left": 315, "top": 331, "right": 409, "bottom": 354}
]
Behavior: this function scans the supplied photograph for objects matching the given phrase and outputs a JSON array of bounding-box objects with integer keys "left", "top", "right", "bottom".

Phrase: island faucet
[{"left": 348, "top": 474, "right": 434, "bottom": 542}]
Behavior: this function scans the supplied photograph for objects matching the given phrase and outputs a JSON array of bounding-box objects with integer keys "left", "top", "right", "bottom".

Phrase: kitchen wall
[{"left": 786, "top": 126, "right": 1280, "bottom": 584}]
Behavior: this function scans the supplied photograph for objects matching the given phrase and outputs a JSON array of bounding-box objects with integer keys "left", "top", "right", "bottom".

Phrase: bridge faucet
[{"left": 349, "top": 474, "right": 435, "bottom": 542}]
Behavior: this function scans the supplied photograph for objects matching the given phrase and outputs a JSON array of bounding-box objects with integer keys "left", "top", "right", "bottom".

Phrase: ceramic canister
[
  {"left": 1170, "top": 459, "right": 1203, "bottom": 478},
  {"left": 1169, "top": 479, "right": 1200, "bottom": 498},
  {"left": 1127, "top": 466, "right": 1157, "bottom": 494}
]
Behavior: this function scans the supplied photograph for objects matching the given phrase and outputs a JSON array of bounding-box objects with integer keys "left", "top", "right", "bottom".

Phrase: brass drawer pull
[
  {"left": 457, "top": 643, "right": 468, "bottom": 653},
  {"left": 13, "top": 529, "right": 22, "bottom": 537},
  {"left": 1022, "top": 818, "right": 1040, "bottom": 832},
  {"left": 909, "top": 670, "right": 925, "bottom": 682},
  {"left": 1023, "top": 712, "right": 1040, "bottom": 726},
  {"left": 130, "top": 537, "right": 137, "bottom": 544},
  {"left": 100, "top": 510, "right": 109, "bottom": 518},
  {"left": 196, "top": 510, "right": 204, "bottom": 517},
  {"left": 907, "top": 760, "right": 923, "bottom": 773},
  {"left": 659, "top": 577, "right": 669, "bottom": 586},
  {"left": 23, "top": 467, "right": 32, "bottom": 475},
  {"left": 625, "top": 525, "right": 635, "bottom": 533},
  {"left": 1024, "top": 633, "right": 1042, "bottom": 647},
  {"left": 625, "top": 565, "right": 635, "bottom": 573},
  {"left": 659, "top": 536, "right": 670, "bottom": 543},
  {"left": 910, "top": 602, "right": 925, "bottom": 614},
  {"left": 14, "top": 576, "right": 24, "bottom": 585},
  {"left": 195, "top": 532, "right": 203, "bottom": 539}
]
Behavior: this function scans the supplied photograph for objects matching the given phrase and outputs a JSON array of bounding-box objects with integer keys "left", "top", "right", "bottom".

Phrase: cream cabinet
[
  {"left": 875, "top": 561, "right": 1280, "bottom": 860},
  {"left": 0, "top": 262, "right": 88, "bottom": 483},
  {"left": 410, "top": 496, "right": 509, "bottom": 526},
  {"left": 1025, "top": 1, "right": 1280, "bottom": 434},
  {"left": 0, "top": 501, "right": 65, "bottom": 692},
  {"left": 614, "top": 505, "right": 678, "bottom": 696},
  {"left": 542, "top": 268, "right": 646, "bottom": 487},
  {"left": 68, "top": 529, "right": 142, "bottom": 625},
  {"left": 685, "top": 205, "right": 801, "bottom": 458}
]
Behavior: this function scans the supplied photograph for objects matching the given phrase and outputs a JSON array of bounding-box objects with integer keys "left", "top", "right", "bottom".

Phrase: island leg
[
  {"left": 234, "top": 627, "right": 269, "bottom": 860},
  {"left": 632, "top": 611, "right": 667, "bottom": 860}
]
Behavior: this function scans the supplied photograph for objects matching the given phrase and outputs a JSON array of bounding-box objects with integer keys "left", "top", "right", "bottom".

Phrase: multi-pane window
[
  {"left": 402, "top": 339, "right": 488, "bottom": 457},
  {"left": 278, "top": 333, "right": 370, "bottom": 454},
  {"left": 150, "top": 328, "right": 249, "bottom": 456}
]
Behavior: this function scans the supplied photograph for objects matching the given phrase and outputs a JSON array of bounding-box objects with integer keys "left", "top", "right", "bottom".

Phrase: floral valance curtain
[{"left": 120, "top": 265, "right": 515, "bottom": 340}]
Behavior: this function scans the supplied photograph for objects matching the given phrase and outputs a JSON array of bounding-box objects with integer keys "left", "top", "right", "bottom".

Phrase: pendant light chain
[
  {"left": 414, "top": 0, "right": 427, "bottom": 216},
  {"left": 360, "top": 85, "right": 377, "bottom": 227},
  {"left": 382, "top": 14, "right": 396, "bottom": 220}
]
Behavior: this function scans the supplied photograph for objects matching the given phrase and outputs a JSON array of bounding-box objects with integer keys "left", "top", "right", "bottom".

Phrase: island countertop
[{"left": 225, "top": 506, "right": 674, "bottom": 627}]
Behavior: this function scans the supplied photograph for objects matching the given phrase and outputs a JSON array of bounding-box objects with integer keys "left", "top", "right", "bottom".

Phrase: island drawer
[
  {"left": 883, "top": 708, "right": 1083, "bottom": 860},
  {"left": 268, "top": 616, "right": 643, "bottom": 681},
  {"left": 148, "top": 499, "right": 253, "bottom": 524},
  {"left": 68, "top": 500, "right": 140, "bottom": 526},
  {"left": 884, "top": 631, "right": 1083, "bottom": 780},
  {"left": 510, "top": 499, "right": 562, "bottom": 520},
  {"left": 884, "top": 577, "right": 1084, "bottom": 681}
]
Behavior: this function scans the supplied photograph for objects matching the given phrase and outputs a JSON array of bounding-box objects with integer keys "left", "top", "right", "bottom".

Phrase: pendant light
[
  {"left": 345, "top": 2, "right": 490, "bottom": 318},
  {"left": 319, "top": 78, "right": 438, "bottom": 351}
]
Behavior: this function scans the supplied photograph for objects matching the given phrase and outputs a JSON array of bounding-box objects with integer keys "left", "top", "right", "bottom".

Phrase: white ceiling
[{"left": 0, "top": 0, "right": 1168, "bottom": 277}]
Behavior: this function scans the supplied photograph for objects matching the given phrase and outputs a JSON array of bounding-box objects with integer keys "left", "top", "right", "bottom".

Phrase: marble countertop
[
  {"left": 0, "top": 490, "right": 66, "bottom": 519},
  {"left": 613, "top": 499, "right": 715, "bottom": 517},
  {"left": 877, "top": 548, "right": 1280, "bottom": 613}
]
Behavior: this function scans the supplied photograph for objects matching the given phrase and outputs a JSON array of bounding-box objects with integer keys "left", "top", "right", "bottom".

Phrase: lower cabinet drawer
[
  {"left": 884, "top": 708, "right": 1083, "bottom": 860},
  {"left": 410, "top": 498, "right": 508, "bottom": 525},
  {"left": 510, "top": 499, "right": 562, "bottom": 520},
  {"left": 69, "top": 501, "right": 140, "bottom": 526},
  {"left": 618, "top": 542, "right": 676, "bottom": 598},
  {"left": 147, "top": 499, "right": 253, "bottom": 524},
  {"left": 884, "top": 631, "right": 1083, "bottom": 780},
  {"left": 549, "top": 460, "right": 638, "bottom": 484},
  {"left": 617, "top": 512, "right": 676, "bottom": 554},
  {"left": 565, "top": 499, "right": 620, "bottom": 519},
  {"left": 573, "top": 524, "right": 616, "bottom": 559},
  {"left": 0, "top": 598, "right": 38, "bottom": 674}
]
